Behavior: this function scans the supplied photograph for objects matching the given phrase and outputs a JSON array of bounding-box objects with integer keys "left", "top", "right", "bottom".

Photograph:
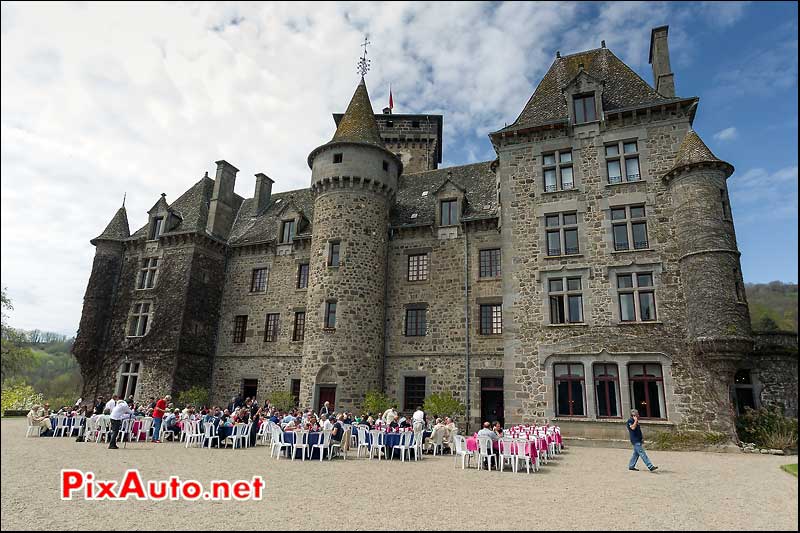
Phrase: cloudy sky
[{"left": 1, "top": 1, "right": 797, "bottom": 335}]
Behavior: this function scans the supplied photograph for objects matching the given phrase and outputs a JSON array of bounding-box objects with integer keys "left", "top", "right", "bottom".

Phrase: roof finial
[
  {"left": 122, "top": 192, "right": 126, "bottom": 208},
  {"left": 357, "top": 35, "right": 371, "bottom": 78},
  {"left": 601, "top": 40, "right": 606, "bottom": 48},
  {"left": 556, "top": 50, "right": 561, "bottom": 58}
]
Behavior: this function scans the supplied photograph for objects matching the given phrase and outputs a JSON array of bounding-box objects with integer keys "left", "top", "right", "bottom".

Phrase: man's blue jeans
[
  {"left": 153, "top": 417, "right": 162, "bottom": 441},
  {"left": 629, "top": 442, "right": 653, "bottom": 469}
]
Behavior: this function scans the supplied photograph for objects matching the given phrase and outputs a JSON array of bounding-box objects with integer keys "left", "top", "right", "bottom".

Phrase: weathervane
[{"left": 357, "top": 35, "right": 371, "bottom": 77}]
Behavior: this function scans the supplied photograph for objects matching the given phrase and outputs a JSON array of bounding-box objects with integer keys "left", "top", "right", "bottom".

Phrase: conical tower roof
[
  {"left": 330, "top": 77, "right": 384, "bottom": 147},
  {"left": 665, "top": 130, "right": 733, "bottom": 179},
  {"left": 91, "top": 206, "right": 130, "bottom": 245}
]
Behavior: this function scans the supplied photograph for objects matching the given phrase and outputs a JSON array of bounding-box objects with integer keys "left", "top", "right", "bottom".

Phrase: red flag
[{"left": 389, "top": 86, "right": 394, "bottom": 110}]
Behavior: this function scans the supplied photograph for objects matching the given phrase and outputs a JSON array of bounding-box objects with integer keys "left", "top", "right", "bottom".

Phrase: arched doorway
[
  {"left": 733, "top": 369, "right": 756, "bottom": 415},
  {"left": 315, "top": 365, "right": 337, "bottom": 414}
]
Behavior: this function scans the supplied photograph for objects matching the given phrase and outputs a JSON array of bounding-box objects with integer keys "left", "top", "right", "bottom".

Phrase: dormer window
[
  {"left": 149, "top": 217, "right": 164, "bottom": 240},
  {"left": 333, "top": 153, "right": 343, "bottom": 164},
  {"left": 573, "top": 93, "right": 597, "bottom": 124},
  {"left": 440, "top": 199, "right": 459, "bottom": 226},
  {"left": 281, "top": 220, "right": 296, "bottom": 243}
]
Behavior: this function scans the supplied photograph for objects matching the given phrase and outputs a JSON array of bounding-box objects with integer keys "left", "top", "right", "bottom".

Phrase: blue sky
[{"left": 1, "top": 1, "right": 797, "bottom": 335}]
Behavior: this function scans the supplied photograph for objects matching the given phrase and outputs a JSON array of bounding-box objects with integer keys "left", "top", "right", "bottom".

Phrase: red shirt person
[{"left": 152, "top": 394, "right": 170, "bottom": 442}]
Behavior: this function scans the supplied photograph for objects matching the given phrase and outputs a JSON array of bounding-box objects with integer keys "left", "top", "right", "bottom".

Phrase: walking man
[
  {"left": 152, "top": 394, "right": 169, "bottom": 443},
  {"left": 627, "top": 409, "right": 658, "bottom": 472}
]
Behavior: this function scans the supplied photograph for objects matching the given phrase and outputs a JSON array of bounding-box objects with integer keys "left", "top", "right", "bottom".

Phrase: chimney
[
  {"left": 649, "top": 25, "right": 675, "bottom": 97},
  {"left": 382, "top": 106, "right": 392, "bottom": 114},
  {"left": 254, "top": 173, "right": 274, "bottom": 213},
  {"left": 206, "top": 159, "right": 239, "bottom": 238}
]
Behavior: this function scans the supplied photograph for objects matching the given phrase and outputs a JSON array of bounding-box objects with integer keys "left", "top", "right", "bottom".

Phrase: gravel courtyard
[{"left": 1, "top": 418, "right": 796, "bottom": 531}]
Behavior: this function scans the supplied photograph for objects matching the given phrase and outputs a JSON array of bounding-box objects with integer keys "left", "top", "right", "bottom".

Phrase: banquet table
[
  {"left": 49, "top": 416, "right": 85, "bottom": 435},
  {"left": 355, "top": 429, "right": 432, "bottom": 459},
  {"left": 283, "top": 431, "right": 328, "bottom": 459}
]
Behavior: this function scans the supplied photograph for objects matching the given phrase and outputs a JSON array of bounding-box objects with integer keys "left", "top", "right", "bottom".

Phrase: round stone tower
[
  {"left": 664, "top": 130, "right": 752, "bottom": 433},
  {"left": 299, "top": 77, "right": 402, "bottom": 412}
]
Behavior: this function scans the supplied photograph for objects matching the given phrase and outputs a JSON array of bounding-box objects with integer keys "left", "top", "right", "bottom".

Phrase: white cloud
[
  {"left": 728, "top": 166, "right": 798, "bottom": 223},
  {"left": 0, "top": 1, "right": 788, "bottom": 334},
  {"left": 713, "top": 126, "right": 738, "bottom": 142}
]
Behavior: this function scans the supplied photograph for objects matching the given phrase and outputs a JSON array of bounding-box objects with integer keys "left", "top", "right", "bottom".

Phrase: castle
[{"left": 73, "top": 26, "right": 797, "bottom": 439}]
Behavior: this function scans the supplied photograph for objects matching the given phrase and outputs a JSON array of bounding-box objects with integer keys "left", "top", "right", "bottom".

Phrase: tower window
[
  {"left": 382, "top": 161, "right": 389, "bottom": 172},
  {"left": 324, "top": 301, "right": 337, "bottom": 329},
  {"left": 333, "top": 153, "right": 343, "bottom": 164},
  {"left": 573, "top": 93, "right": 597, "bottom": 124},
  {"left": 328, "top": 242, "right": 341, "bottom": 267}
]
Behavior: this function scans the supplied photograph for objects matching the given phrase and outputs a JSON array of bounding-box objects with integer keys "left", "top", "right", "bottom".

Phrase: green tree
[
  {"left": 1, "top": 288, "right": 34, "bottom": 380},
  {"left": 176, "top": 385, "right": 210, "bottom": 408},
  {"left": 1, "top": 381, "right": 43, "bottom": 415},
  {"left": 361, "top": 390, "right": 395, "bottom": 416},
  {"left": 268, "top": 391, "right": 296, "bottom": 412},
  {"left": 423, "top": 391, "right": 465, "bottom": 420}
]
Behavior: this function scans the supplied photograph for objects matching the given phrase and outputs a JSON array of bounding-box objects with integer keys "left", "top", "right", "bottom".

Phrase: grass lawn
[{"left": 781, "top": 463, "right": 798, "bottom": 477}]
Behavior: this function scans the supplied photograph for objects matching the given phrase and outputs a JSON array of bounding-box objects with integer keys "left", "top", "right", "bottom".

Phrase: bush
[
  {"left": 361, "top": 390, "right": 395, "bottom": 416},
  {"left": 176, "top": 386, "right": 210, "bottom": 409},
  {"left": 652, "top": 430, "right": 729, "bottom": 450},
  {"left": 736, "top": 405, "right": 798, "bottom": 450},
  {"left": 423, "top": 391, "right": 465, "bottom": 420},
  {"left": 268, "top": 391, "right": 296, "bottom": 412},
  {"left": 1, "top": 381, "right": 43, "bottom": 416}
]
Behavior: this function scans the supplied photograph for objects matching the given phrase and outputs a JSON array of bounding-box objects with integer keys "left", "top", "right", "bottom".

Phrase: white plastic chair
[
  {"left": 185, "top": 420, "right": 204, "bottom": 448},
  {"left": 136, "top": 417, "right": 153, "bottom": 442},
  {"left": 117, "top": 418, "right": 134, "bottom": 444},
  {"left": 257, "top": 422, "right": 272, "bottom": 446},
  {"left": 514, "top": 438, "right": 533, "bottom": 474},
  {"left": 52, "top": 415, "right": 69, "bottom": 437},
  {"left": 499, "top": 437, "right": 516, "bottom": 472},
  {"left": 412, "top": 426, "right": 425, "bottom": 460},
  {"left": 270, "top": 428, "right": 291, "bottom": 459},
  {"left": 292, "top": 430, "right": 311, "bottom": 461},
  {"left": 224, "top": 423, "right": 248, "bottom": 449},
  {"left": 477, "top": 436, "right": 497, "bottom": 471},
  {"left": 368, "top": 430, "right": 387, "bottom": 460},
  {"left": 243, "top": 422, "right": 253, "bottom": 448},
  {"left": 95, "top": 417, "right": 112, "bottom": 444},
  {"left": 312, "top": 430, "right": 331, "bottom": 461},
  {"left": 391, "top": 431, "right": 413, "bottom": 462},
  {"left": 25, "top": 415, "right": 42, "bottom": 437},
  {"left": 330, "top": 428, "right": 347, "bottom": 460},
  {"left": 356, "top": 426, "right": 371, "bottom": 458},
  {"left": 159, "top": 421, "right": 175, "bottom": 442},
  {"left": 452, "top": 435, "right": 474, "bottom": 469},
  {"left": 83, "top": 417, "right": 97, "bottom": 442},
  {"left": 427, "top": 428, "right": 444, "bottom": 455},
  {"left": 203, "top": 422, "right": 219, "bottom": 448},
  {"left": 69, "top": 415, "right": 85, "bottom": 437}
]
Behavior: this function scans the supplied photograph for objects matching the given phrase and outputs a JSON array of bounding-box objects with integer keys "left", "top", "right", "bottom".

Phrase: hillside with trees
[{"left": 746, "top": 281, "right": 798, "bottom": 333}]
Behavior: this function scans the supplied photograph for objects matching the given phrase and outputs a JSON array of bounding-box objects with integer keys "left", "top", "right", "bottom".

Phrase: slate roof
[
  {"left": 91, "top": 206, "right": 130, "bottom": 244},
  {"left": 228, "top": 188, "right": 316, "bottom": 246},
  {"left": 129, "top": 176, "right": 244, "bottom": 241},
  {"left": 329, "top": 78, "right": 385, "bottom": 148},
  {"left": 497, "top": 47, "right": 677, "bottom": 133},
  {"left": 666, "top": 130, "right": 733, "bottom": 178},
  {"left": 391, "top": 161, "right": 498, "bottom": 228}
]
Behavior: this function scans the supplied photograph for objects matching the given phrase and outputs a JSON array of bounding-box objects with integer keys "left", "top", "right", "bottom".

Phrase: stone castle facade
[{"left": 73, "top": 26, "right": 797, "bottom": 438}]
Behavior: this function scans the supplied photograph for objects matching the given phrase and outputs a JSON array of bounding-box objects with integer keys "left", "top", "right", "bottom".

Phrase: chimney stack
[
  {"left": 206, "top": 159, "right": 239, "bottom": 238},
  {"left": 254, "top": 173, "right": 274, "bottom": 213},
  {"left": 649, "top": 25, "right": 675, "bottom": 97}
]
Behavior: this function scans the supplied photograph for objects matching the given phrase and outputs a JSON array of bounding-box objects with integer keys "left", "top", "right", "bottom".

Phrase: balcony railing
[
  {"left": 544, "top": 184, "right": 558, "bottom": 192},
  {"left": 608, "top": 175, "right": 623, "bottom": 184},
  {"left": 634, "top": 240, "right": 649, "bottom": 249},
  {"left": 626, "top": 173, "right": 641, "bottom": 182}
]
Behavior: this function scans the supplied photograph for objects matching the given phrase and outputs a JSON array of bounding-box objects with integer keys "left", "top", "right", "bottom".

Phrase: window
[
  {"left": 386, "top": 120, "right": 394, "bottom": 128},
  {"left": 291, "top": 379, "right": 301, "bottom": 407},
  {"left": 479, "top": 249, "right": 501, "bottom": 278},
  {"left": 594, "top": 364, "right": 620, "bottom": 417},
  {"left": 628, "top": 363, "right": 665, "bottom": 419},
  {"left": 292, "top": 312, "right": 306, "bottom": 341},
  {"left": 264, "top": 313, "right": 279, "bottom": 342},
  {"left": 554, "top": 363, "right": 585, "bottom": 416},
  {"left": 611, "top": 205, "right": 648, "bottom": 251},
  {"left": 127, "top": 303, "right": 152, "bottom": 337},
  {"left": 720, "top": 189, "right": 731, "bottom": 221},
  {"left": 440, "top": 199, "right": 458, "bottom": 226},
  {"left": 479, "top": 304, "right": 502, "bottom": 335},
  {"left": 117, "top": 362, "right": 140, "bottom": 399},
  {"left": 733, "top": 369, "right": 756, "bottom": 416},
  {"left": 137, "top": 258, "right": 159, "bottom": 289},
  {"left": 333, "top": 153, "right": 343, "bottom": 164},
  {"left": 545, "top": 212, "right": 579, "bottom": 256},
  {"left": 407, "top": 254, "right": 428, "bottom": 281},
  {"left": 405, "top": 307, "right": 427, "bottom": 336},
  {"left": 573, "top": 93, "right": 596, "bottom": 124},
  {"left": 404, "top": 376, "right": 426, "bottom": 411},
  {"left": 328, "top": 242, "right": 340, "bottom": 267},
  {"left": 281, "top": 220, "right": 296, "bottom": 244},
  {"left": 250, "top": 268, "right": 268, "bottom": 292},
  {"left": 542, "top": 150, "right": 574, "bottom": 192},
  {"left": 233, "top": 315, "right": 248, "bottom": 344},
  {"left": 617, "top": 272, "right": 657, "bottom": 322},
  {"left": 324, "top": 301, "right": 337, "bottom": 329},
  {"left": 297, "top": 263, "right": 309, "bottom": 289},
  {"left": 382, "top": 161, "right": 389, "bottom": 172},
  {"left": 548, "top": 277, "right": 584, "bottom": 324},
  {"left": 605, "top": 141, "right": 641, "bottom": 183},
  {"left": 149, "top": 217, "right": 164, "bottom": 240}
]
